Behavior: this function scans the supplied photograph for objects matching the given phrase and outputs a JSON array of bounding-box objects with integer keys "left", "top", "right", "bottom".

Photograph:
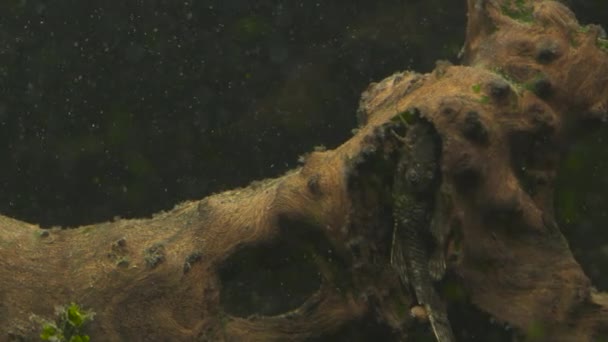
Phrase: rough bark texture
[{"left": 2, "top": 0, "right": 608, "bottom": 341}]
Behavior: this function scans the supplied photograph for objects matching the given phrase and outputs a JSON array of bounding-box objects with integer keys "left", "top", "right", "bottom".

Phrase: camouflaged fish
[{"left": 390, "top": 112, "right": 455, "bottom": 342}]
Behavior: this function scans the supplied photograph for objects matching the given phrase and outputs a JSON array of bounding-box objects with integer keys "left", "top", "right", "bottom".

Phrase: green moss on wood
[{"left": 501, "top": 0, "right": 534, "bottom": 23}]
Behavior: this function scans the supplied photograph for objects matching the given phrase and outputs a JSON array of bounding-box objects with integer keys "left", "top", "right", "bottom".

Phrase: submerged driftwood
[{"left": 2, "top": 0, "right": 608, "bottom": 341}]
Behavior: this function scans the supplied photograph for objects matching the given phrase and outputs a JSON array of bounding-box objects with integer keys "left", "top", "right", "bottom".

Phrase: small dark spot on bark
[
  {"left": 111, "top": 237, "right": 128, "bottom": 253},
  {"left": 461, "top": 111, "right": 489, "bottom": 145},
  {"left": 116, "top": 258, "right": 130, "bottom": 268},
  {"left": 442, "top": 106, "right": 457, "bottom": 117},
  {"left": 115, "top": 237, "right": 126, "bottom": 247},
  {"left": 307, "top": 173, "right": 322, "bottom": 197},
  {"left": 108, "top": 237, "right": 130, "bottom": 267},
  {"left": 531, "top": 77, "right": 552, "bottom": 98},
  {"left": 437, "top": 99, "right": 463, "bottom": 123},
  {"left": 536, "top": 39, "right": 560, "bottom": 64},
  {"left": 144, "top": 243, "right": 166, "bottom": 269},
  {"left": 488, "top": 79, "right": 511, "bottom": 99},
  {"left": 183, "top": 251, "right": 203, "bottom": 274}
]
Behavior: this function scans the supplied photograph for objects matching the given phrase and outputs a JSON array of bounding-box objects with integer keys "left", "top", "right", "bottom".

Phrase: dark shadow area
[
  {"left": 555, "top": 124, "right": 608, "bottom": 291},
  {"left": 218, "top": 217, "right": 352, "bottom": 318},
  {"left": 218, "top": 235, "right": 321, "bottom": 317}
]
